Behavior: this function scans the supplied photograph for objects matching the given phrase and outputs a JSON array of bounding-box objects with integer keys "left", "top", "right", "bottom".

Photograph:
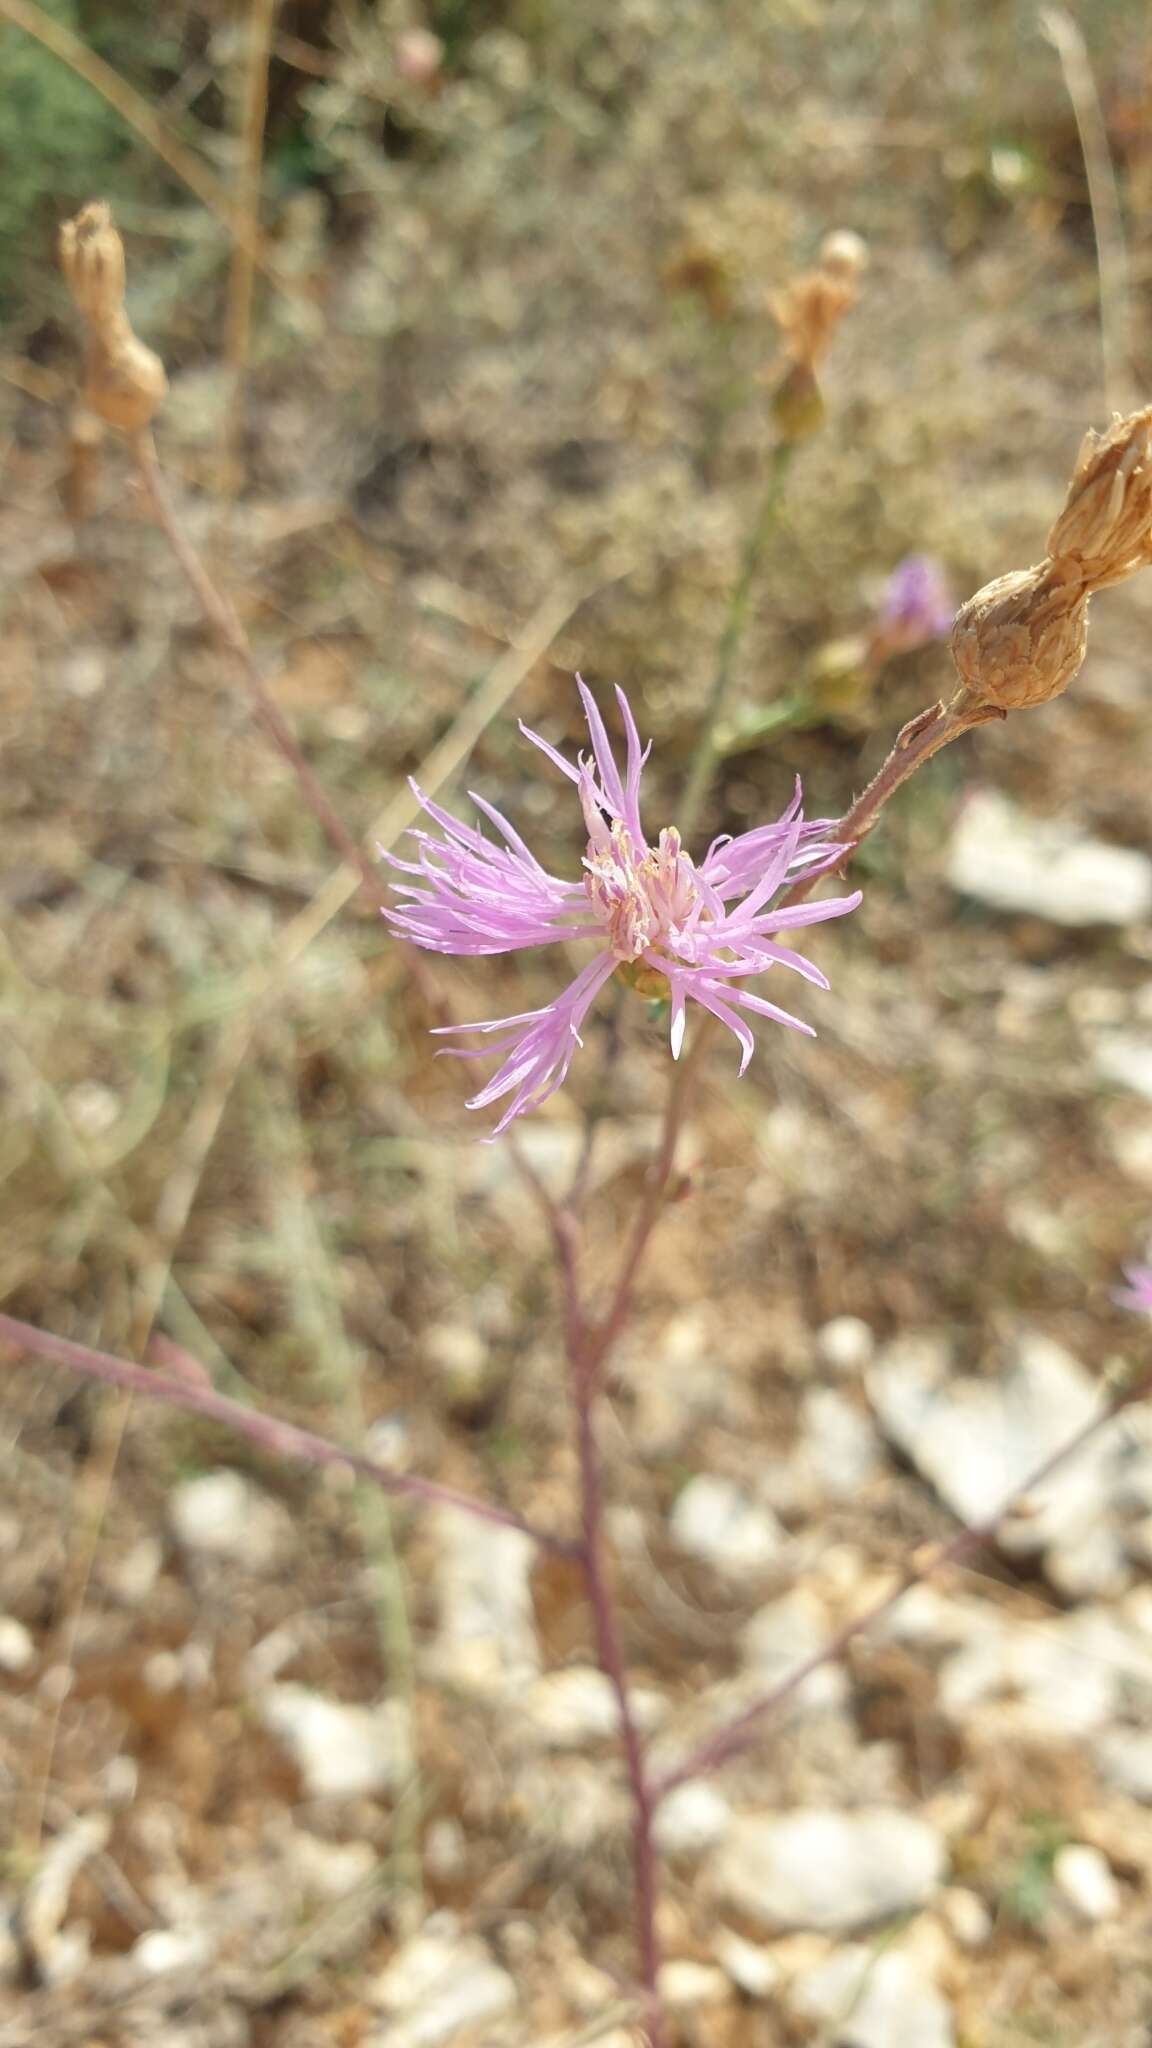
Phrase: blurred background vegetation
[{"left": 4, "top": 0, "right": 1152, "bottom": 2039}]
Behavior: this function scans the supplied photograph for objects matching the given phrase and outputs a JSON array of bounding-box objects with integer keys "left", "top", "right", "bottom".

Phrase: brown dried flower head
[
  {"left": 1047, "top": 405, "right": 1152, "bottom": 587},
  {"left": 767, "top": 229, "right": 866, "bottom": 443},
  {"left": 58, "top": 202, "right": 167, "bottom": 433},
  {"left": 949, "top": 563, "right": 1088, "bottom": 713}
]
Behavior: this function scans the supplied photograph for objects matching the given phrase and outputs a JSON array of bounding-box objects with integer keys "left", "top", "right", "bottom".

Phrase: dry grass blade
[
  {"left": 220, "top": 0, "right": 279, "bottom": 493},
  {"left": 1041, "top": 6, "right": 1132, "bottom": 410}
]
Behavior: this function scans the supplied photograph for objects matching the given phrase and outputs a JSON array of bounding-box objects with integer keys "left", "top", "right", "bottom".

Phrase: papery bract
[{"left": 386, "top": 682, "right": 860, "bottom": 1133}]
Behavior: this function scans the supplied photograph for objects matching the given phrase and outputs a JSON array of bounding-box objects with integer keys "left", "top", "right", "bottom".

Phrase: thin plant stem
[
  {"left": 654, "top": 1352, "right": 1152, "bottom": 1797},
  {"left": 220, "top": 0, "right": 278, "bottom": 495},
  {"left": 571, "top": 1351, "right": 666, "bottom": 2047},
  {"left": 679, "top": 438, "right": 796, "bottom": 841},
  {"left": 130, "top": 428, "right": 380, "bottom": 896},
  {"left": 0, "top": 1312, "right": 573, "bottom": 1556}
]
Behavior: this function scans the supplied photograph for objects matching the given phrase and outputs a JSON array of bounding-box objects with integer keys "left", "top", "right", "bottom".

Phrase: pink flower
[
  {"left": 386, "top": 682, "right": 860, "bottom": 1133},
  {"left": 877, "top": 555, "right": 954, "bottom": 654},
  {"left": 1118, "top": 1263, "right": 1152, "bottom": 1314}
]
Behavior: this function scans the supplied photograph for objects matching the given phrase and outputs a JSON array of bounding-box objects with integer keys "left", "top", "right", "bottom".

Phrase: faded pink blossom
[
  {"left": 1118, "top": 1263, "right": 1152, "bottom": 1314},
  {"left": 875, "top": 554, "right": 954, "bottom": 655},
  {"left": 386, "top": 682, "right": 859, "bottom": 1133}
]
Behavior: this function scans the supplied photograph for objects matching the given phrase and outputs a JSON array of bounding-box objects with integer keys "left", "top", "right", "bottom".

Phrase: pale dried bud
[
  {"left": 818, "top": 229, "right": 869, "bottom": 281},
  {"left": 949, "top": 564, "right": 1088, "bottom": 712},
  {"left": 58, "top": 201, "right": 167, "bottom": 433},
  {"left": 769, "top": 266, "right": 858, "bottom": 374},
  {"left": 1047, "top": 405, "right": 1152, "bottom": 586}
]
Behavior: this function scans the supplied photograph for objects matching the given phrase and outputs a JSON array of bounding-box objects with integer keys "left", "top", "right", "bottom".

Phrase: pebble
[
  {"left": 430, "top": 1508, "right": 540, "bottom": 1694},
  {"left": 132, "top": 1926, "right": 214, "bottom": 1975},
  {"left": 658, "top": 1959, "right": 730, "bottom": 2009},
  {"left": 520, "top": 1665, "right": 667, "bottom": 1747},
  {"left": 1095, "top": 1727, "right": 1152, "bottom": 1803},
  {"left": 740, "top": 1590, "right": 848, "bottom": 1714},
  {"left": 709, "top": 1808, "right": 946, "bottom": 1933},
  {"left": 938, "top": 1606, "right": 1150, "bottom": 1737},
  {"left": 797, "top": 1387, "right": 880, "bottom": 1500},
  {"left": 1093, "top": 1033, "right": 1152, "bottom": 1103},
  {"left": 168, "top": 1470, "right": 291, "bottom": 1571},
  {"left": 816, "top": 1315, "right": 876, "bottom": 1375},
  {"left": 368, "top": 1913, "right": 517, "bottom": 2047},
  {"left": 937, "top": 1886, "right": 992, "bottom": 1949},
  {"left": 259, "top": 1684, "right": 410, "bottom": 1798},
  {"left": 653, "top": 1781, "right": 732, "bottom": 1856},
  {"left": 947, "top": 788, "right": 1152, "bottom": 926},
  {"left": 0, "top": 1617, "right": 34, "bottom": 1674},
  {"left": 1052, "top": 1843, "right": 1122, "bottom": 1923},
  {"left": 789, "top": 1943, "right": 954, "bottom": 2048},
  {"left": 670, "top": 1475, "right": 785, "bottom": 1574},
  {"left": 868, "top": 1330, "right": 1121, "bottom": 1592},
  {"left": 712, "top": 1927, "right": 783, "bottom": 1999}
]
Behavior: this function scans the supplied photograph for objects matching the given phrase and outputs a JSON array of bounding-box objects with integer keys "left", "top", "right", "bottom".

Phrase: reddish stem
[
  {"left": 0, "top": 1312, "right": 572, "bottom": 1557},
  {"left": 571, "top": 1348, "right": 666, "bottom": 2047}
]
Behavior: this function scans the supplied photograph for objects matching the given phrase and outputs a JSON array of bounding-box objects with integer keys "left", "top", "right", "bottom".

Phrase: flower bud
[
  {"left": 59, "top": 201, "right": 167, "bottom": 433},
  {"left": 769, "top": 360, "right": 826, "bottom": 442},
  {"left": 1047, "top": 405, "right": 1152, "bottom": 585},
  {"left": 949, "top": 564, "right": 1088, "bottom": 712}
]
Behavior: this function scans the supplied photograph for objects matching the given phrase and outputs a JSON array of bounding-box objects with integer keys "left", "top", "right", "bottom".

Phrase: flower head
[
  {"left": 1117, "top": 1263, "right": 1152, "bottom": 1315},
  {"left": 386, "top": 682, "right": 860, "bottom": 1133},
  {"left": 877, "top": 555, "right": 954, "bottom": 654}
]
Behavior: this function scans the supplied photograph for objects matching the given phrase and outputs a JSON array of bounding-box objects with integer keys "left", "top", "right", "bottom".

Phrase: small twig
[
  {"left": 654, "top": 1353, "right": 1152, "bottom": 1796},
  {"left": 680, "top": 440, "right": 796, "bottom": 841},
  {"left": 0, "top": 1313, "right": 574, "bottom": 1556},
  {"left": 131, "top": 428, "right": 380, "bottom": 894}
]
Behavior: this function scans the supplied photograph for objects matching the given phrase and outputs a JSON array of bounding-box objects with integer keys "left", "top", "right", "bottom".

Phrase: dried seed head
[
  {"left": 766, "top": 231, "right": 864, "bottom": 441},
  {"left": 1047, "top": 405, "right": 1152, "bottom": 586},
  {"left": 58, "top": 202, "right": 126, "bottom": 322},
  {"left": 949, "top": 563, "right": 1089, "bottom": 712},
  {"left": 58, "top": 201, "right": 167, "bottom": 434}
]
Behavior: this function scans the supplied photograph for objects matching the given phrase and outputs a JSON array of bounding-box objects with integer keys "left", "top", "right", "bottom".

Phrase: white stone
[
  {"left": 1052, "top": 1843, "right": 1122, "bottom": 1922},
  {"left": 259, "top": 1685, "right": 410, "bottom": 1798},
  {"left": 709, "top": 1809, "right": 946, "bottom": 1933},
  {"left": 798, "top": 1387, "right": 880, "bottom": 1499},
  {"left": 653, "top": 1781, "right": 732, "bottom": 1856},
  {"left": 816, "top": 1316, "right": 876, "bottom": 1374},
  {"left": 424, "top": 1322, "right": 489, "bottom": 1396},
  {"left": 868, "top": 1330, "right": 1116, "bottom": 1587},
  {"left": 741, "top": 1590, "right": 848, "bottom": 1714},
  {"left": 790, "top": 1943, "right": 954, "bottom": 2048},
  {"left": 947, "top": 788, "right": 1152, "bottom": 926},
  {"left": 938, "top": 1607, "right": 1152, "bottom": 1737},
  {"left": 658, "top": 1959, "right": 729, "bottom": 2008},
  {"left": 368, "top": 1914, "right": 517, "bottom": 2046},
  {"left": 521, "top": 1666, "right": 667, "bottom": 1747},
  {"left": 670, "top": 1475, "right": 785, "bottom": 1574},
  {"left": 133, "top": 1926, "right": 213, "bottom": 1975},
  {"left": 0, "top": 1617, "right": 34, "bottom": 1674},
  {"left": 938, "top": 1887, "right": 992, "bottom": 1948},
  {"left": 287, "top": 1831, "right": 377, "bottom": 1901},
  {"left": 168, "top": 1470, "right": 290, "bottom": 1571},
  {"left": 1095, "top": 1727, "right": 1152, "bottom": 1802},
  {"left": 712, "top": 1927, "right": 783, "bottom": 1999},
  {"left": 430, "top": 1508, "right": 540, "bottom": 1695},
  {"left": 1093, "top": 1034, "right": 1152, "bottom": 1102}
]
